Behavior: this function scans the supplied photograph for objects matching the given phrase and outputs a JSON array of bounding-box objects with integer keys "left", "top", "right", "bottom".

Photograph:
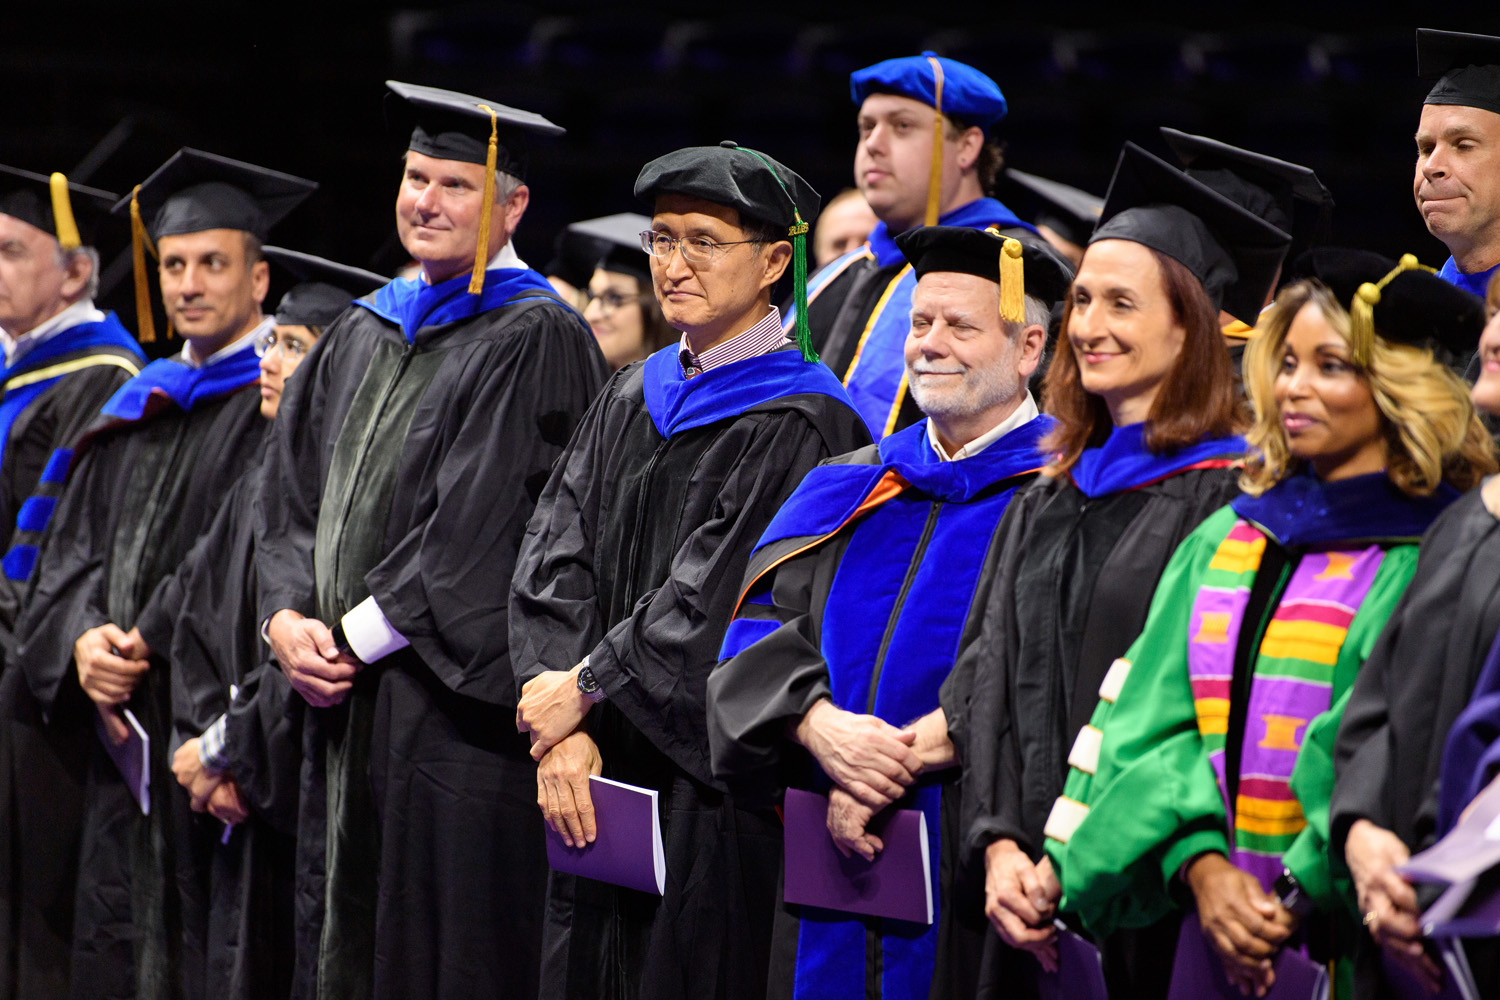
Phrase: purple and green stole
[{"left": 1187, "top": 519, "right": 1385, "bottom": 891}]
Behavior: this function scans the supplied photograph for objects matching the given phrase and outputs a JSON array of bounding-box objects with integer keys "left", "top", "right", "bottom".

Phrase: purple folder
[
  {"left": 781, "top": 788, "right": 932, "bottom": 925},
  {"left": 1168, "top": 913, "right": 1328, "bottom": 1000},
  {"left": 1035, "top": 922, "right": 1108, "bottom": 1000},
  {"left": 1381, "top": 941, "right": 1481, "bottom": 1000},
  {"left": 1398, "top": 778, "right": 1500, "bottom": 888},
  {"left": 544, "top": 776, "right": 664, "bottom": 896},
  {"left": 94, "top": 707, "right": 150, "bottom": 816}
]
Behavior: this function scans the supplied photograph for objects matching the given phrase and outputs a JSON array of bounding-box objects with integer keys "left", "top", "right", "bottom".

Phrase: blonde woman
[{"left": 1040, "top": 251, "right": 1495, "bottom": 999}]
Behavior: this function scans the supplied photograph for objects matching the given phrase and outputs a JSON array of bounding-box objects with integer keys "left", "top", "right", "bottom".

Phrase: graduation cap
[
  {"left": 852, "top": 53, "right": 1007, "bottom": 230},
  {"left": 635, "top": 141, "right": 821, "bottom": 361},
  {"left": 385, "top": 80, "right": 565, "bottom": 296},
  {"left": 564, "top": 213, "right": 653, "bottom": 283},
  {"left": 1160, "top": 128, "right": 1333, "bottom": 261},
  {"left": 1418, "top": 29, "right": 1500, "bottom": 118},
  {"left": 998, "top": 168, "right": 1103, "bottom": 249},
  {"left": 111, "top": 149, "right": 317, "bottom": 343},
  {"left": 543, "top": 229, "right": 610, "bottom": 290},
  {"left": 0, "top": 165, "right": 117, "bottom": 249},
  {"left": 1349, "top": 254, "right": 1485, "bottom": 367},
  {"left": 262, "top": 246, "right": 386, "bottom": 328},
  {"left": 1090, "top": 142, "right": 1292, "bottom": 325},
  {"left": 895, "top": 225, "right": 1075, "bottom": 322},
  {"left": 1283, "top": 246, "right": 1397, "bottom": 311}
]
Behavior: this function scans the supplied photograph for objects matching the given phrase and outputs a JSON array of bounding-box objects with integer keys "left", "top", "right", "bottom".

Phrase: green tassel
[{"left": 790, "top": 211, "right": 817, "bottom": 363}]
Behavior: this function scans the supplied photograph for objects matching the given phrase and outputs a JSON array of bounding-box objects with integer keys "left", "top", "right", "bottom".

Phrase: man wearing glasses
[{"left": 511, "top": 142, "right": 867, "bottom": 1000}]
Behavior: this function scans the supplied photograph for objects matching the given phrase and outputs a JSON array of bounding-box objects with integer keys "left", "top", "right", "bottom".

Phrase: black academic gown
[
  {"left": 944, "top": 464, "right": 1242, "bottom": 1000},
  {"left": 254, "top": 286, "right": 607, "bottom": 1000},
  {"left": 13, "top": 375, "right": 268, "bottom": 1000},
  {"left": 509, "top": 347, "right": 869, "bottom": 1000},
  {"left": 128, "top": 448, "right": 299, "bottom": 1000},
  {"left": 1331, "top": 487, "right": 1500, "bottom": 998},
  {"left": 0, "top": 330, "right": 142, "bottom": 1000}
]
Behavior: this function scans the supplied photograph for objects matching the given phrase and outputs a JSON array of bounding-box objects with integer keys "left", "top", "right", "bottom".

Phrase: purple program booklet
[
  {"left": 1168, "top": 913, "right": 1328, "bottom": 1000},
  {"left": 94, "top": 707, "right": 150, "bottom": 816},
  {"left": 781, "top": 788, "right": 932, "bottom": 925},
  {"left": 1398, "top": 777, "right": 1500, "bottom": 888},
  {"left": 544, "top": 775, "right": 664, "bottom": 896},
  {"left": 1035, "top": 922, "right": 1108, "bottom": 1000},
  {"left": 1382, "top": 940, "right": 1481, "bottom": 1000}
]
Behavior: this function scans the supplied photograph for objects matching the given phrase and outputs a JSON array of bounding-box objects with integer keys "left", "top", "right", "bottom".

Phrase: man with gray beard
[{"left": 707, "top": 225, "right": 1073, "bottom": 999}]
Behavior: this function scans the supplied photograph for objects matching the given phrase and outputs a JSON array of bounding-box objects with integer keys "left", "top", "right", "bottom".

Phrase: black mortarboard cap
[
  {"left": 998, "top": 169, "right": 1103, "bottom": 248},
  {"left": 1160, "top": 128, "right": 1333, "bottom": 259},
  {"left": 543, "top": 229, "right": 609, "bottom": 289},
  {"left": 111, "top": 147, "right": 316, "bottom": 242},
  {"left": 1418, "top": 29, "right": 1500, "bottom": 118},
  {"left": 1283, "top": 246, "right": 1396, "bottom": 311},
  {"left": 1091, "top": 143, "right": 1292, "bottom": 324},
  {"left": 565, "top": 213, "right": 653, "bottom": 283},
  {"left": 385, "top": 80, "right": 564, "bottom": 180},
  {"left": 263, "top": 246, "right": 386, "bottom": 328},
  {"left": 895, "top": 225, "right": 1075, "bottom": 311},
  {"left": 0, "top": 165, "right": 117, "bottom": 247}
]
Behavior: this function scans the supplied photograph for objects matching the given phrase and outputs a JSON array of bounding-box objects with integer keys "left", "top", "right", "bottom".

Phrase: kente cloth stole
[{"left": 1186, "top": 519, "right": 1384, "bottom": 890}]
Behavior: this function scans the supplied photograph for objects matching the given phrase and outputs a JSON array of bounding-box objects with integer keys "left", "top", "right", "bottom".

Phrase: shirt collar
[
  {"left": 5, "top": 299, "right": 106, "bottom": 365},
  {"left": 419, "top": 241, "right": 525, "bottom": 286},
  {"left": 678, "top": 306, "right": 788, "bottom": 378},
  {"left": 927, "top": 391, "right": 1040, "bottom": 462},
  {"left": 179, "top": 315, "right": 271, "bottom": 369}
]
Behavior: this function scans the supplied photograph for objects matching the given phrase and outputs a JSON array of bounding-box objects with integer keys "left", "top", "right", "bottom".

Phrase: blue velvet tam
[{"left": 849, "top": 51, "right": 1008, "bottom": 131}]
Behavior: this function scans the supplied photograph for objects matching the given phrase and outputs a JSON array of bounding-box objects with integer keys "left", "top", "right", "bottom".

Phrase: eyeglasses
[
  {"left": 638, "top": 230, "right": 764, "bottom": 265},
  {"left": 586, "top": 289, "right": 648, "bottom": 314},
  {"left": 254, "top": 328, "right": 309, "bottom": 362}
]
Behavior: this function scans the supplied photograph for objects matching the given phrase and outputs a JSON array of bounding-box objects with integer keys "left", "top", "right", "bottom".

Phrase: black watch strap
[
  {"left": 1274, "top": 868, "right": 1316, "bottom": 918},
  {"left": 330, "top": 621, "right": 361, "bottom": 663}
]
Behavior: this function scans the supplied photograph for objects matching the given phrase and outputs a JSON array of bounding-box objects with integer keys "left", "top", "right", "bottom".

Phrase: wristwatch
[
  {"left": 1274, "top": 868, "right": 1316, "bottom": 919},
  {"left": 576, "top": 658, "right": 605, "bottom": 703},
  {"left": 330, "top": 621, "right": 362, "bottom": 664}
]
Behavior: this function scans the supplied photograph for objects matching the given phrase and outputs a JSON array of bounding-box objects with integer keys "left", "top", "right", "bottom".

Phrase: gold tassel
[
  {"left": 999, "top": 237, "right": 1025, "bottom": 324},
  {"left": 469, "top": 105, "right": 500, "bottom": 295},
  {"left": 48, "top": 173, "right": 81, "bottom": 251},
  {"left": 128, "top": 185, "right": 157, "bottom": 344},
  {"left": 1349, "top": 254, "right": 1428, "bottom": 366},
  {"left": 924, "top": 55, "right": 946, "bottom": 227}
]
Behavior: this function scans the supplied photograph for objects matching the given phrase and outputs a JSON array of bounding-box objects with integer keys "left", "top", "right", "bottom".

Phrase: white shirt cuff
[{"left": 341, "top": 595, "right": 410, "bottom": 663}]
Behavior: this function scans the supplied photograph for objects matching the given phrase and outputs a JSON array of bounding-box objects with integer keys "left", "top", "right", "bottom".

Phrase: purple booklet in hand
[
  {"left": 94, "top": 707, "right": 150, "bottom": 816},
  {"left": 544, "top": 776, "right": 665, "bottom": 896},
  {"left": 781, "top": 788, "right": 932, "bottom": 925},
  {"left": 1168, "top": 913, "right": 1328, "bottom": 1000},
  {"left": 1035, "top": 922, "right": 1108, "bottom": 1000},
  {"left": 1399, "top": 777, "right": 1500, "bottom": 888},
  {"left": 1381, "top": 941, "right": 1481, "bottom": 1000}
]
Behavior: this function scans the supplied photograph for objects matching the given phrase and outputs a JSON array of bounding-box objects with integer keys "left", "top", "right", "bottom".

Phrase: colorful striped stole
[{"left": 1187, "top": 519, "right": 1384, "bottom": 891}]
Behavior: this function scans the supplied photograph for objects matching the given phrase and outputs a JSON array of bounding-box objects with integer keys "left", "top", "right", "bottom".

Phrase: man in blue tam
[
  {"left": 792, "top": 52, "right": 1036, "bottom": 440},
  {"left": 1414, "top": 29, "right": 1500, "bottom": 298},
  {"left": 511, "top": 141, "right": 868, "bottom": 1000},
  {"left": 707, "top": 225, "right": 1072, "bottom": 1000},
  {"left": 10, "top": 148, "right": 310, "bottom": 998},
  {"left": 254, "top": 81, "right": 606, "bottom": 1000}
]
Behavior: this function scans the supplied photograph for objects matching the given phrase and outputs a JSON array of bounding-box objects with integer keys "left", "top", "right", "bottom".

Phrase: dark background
[{"left": 6, "top": 3, "right": 1497, "bottom": 350}]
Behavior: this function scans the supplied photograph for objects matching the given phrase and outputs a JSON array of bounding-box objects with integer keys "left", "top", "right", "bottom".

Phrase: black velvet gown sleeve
[
  {"left": 1331, "top": 489, "right": 1500, "bottom": 857},
  {"left": 587, "top": 410, "right": 862, "bottom": 787},
  {"left": 705, "top": 537, "right": 840, "bottom": 808},
  {"left": 13, "top": 432, "right": 122, "bottom": 713}
]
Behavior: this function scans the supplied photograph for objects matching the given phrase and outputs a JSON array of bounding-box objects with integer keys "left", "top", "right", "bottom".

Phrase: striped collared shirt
[{"left": 678, "top": 307, "right": 789, "bottom": 378}]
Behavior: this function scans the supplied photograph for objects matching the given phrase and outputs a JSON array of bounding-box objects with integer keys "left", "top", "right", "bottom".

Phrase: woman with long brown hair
[{"left": 944, "top": 142, "right": 1290, "bottom": 997}]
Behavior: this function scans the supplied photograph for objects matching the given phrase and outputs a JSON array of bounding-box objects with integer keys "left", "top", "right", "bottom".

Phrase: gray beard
[{"left": 907, "top": 361, "right": 1022, "bottom": 423}]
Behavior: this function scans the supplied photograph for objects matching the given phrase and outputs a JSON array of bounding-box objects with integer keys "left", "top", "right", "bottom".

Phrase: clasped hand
[
  {"left": 516, "top": 664, "right": 591, "bottom": 760},
  {"left": 1185, "top": 853, "right": 1297, "bottom": 998},
  {"left": 74, "top": 623, "right": 149, "bottom": 705},
  {"left": 984, "top": 838, "right": 1061, "bottom": 970},
  {"left": 267, "top": 609, "right": 360, "bottom": 707},
  {"left": 1345, "top": 819, "right": 1441, "bottom": 993},
  {"left": 171, "top": 737, "right": 249, "bottom": 825},
  {"left": 795, "top": 699, "right": 922, "bottom": 812}
]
